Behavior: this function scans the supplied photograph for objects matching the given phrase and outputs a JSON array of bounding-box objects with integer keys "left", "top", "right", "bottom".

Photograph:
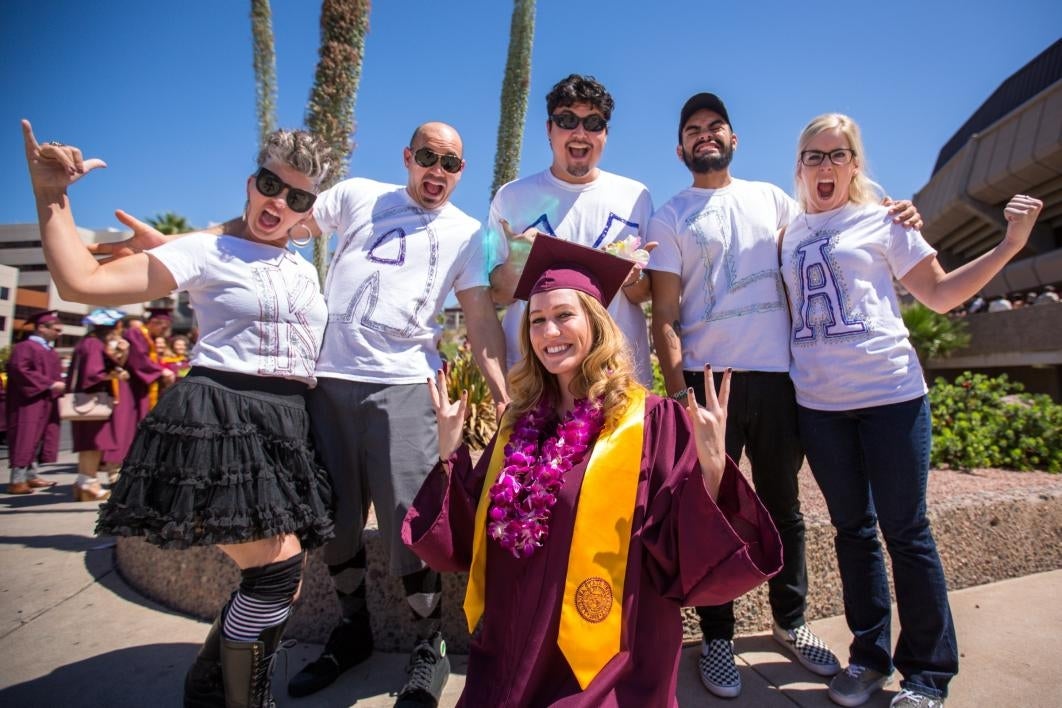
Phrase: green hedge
[{"left": 930, "top": 372, "right": 1061, "bottom": 473}]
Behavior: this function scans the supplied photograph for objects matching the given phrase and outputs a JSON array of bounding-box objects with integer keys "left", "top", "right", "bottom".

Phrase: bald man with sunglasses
[{"left": 100, "top": 121, "right": 507, "bottom": 708}]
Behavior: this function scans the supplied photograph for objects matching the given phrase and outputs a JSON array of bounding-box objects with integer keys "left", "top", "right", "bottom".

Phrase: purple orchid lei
[{"left": 487, "top": 397, "right": 604, "bottom": 559}]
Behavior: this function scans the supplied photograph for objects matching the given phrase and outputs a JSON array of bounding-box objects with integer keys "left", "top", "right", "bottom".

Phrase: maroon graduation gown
[
  {"left": 403, "top": 394, "right": 782, "bottom": 707},
  {"left": 68, "top": 336, "right": 136, "bottom": 465},
  {"left": 5, "top": 338, "right": 62, "bottom": 467},
  {"left": 123, "top": 327, "right": 164, "bottom": 421}
]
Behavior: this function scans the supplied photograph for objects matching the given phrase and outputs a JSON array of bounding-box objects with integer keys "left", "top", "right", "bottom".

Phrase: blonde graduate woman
[{"left": 404, "top": 236, "right": 783, "bottom": 706}]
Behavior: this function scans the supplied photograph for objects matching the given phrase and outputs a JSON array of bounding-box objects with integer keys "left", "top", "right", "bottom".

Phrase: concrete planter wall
[{"left": 115, "top": 486, "right": 1062, "bottom": 654}]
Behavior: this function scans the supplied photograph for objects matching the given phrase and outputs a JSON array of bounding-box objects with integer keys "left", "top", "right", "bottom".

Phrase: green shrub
[{"left": 929, "top": 372, "right": 1061, "bottom": 472}]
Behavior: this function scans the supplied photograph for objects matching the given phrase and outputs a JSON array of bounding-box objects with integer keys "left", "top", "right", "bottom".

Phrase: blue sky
[{"left": 2, "top": 1, "right": 1060, "bottom": 237}]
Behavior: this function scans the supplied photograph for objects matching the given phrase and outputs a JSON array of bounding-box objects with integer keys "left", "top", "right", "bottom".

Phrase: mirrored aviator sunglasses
[
  {"left": 412, "top": 147, "right": 463, "bottom": 174},
  {"left": 254, "top": 168, "right": 317, "bottom": 213}
]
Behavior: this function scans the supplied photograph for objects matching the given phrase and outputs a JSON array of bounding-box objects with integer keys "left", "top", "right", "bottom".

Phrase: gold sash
[
  {"left": 463, "top": 387, "right": 646, "bottom": 689},
  {"left": 133, "top": 324, "right": 160, "bottom": 409}
]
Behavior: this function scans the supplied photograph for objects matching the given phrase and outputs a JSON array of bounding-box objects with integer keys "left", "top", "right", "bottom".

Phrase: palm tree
[
  {"left": 147, "top": 212, "right": 194, "bottom": 236},
  {"left": 305, "top": 0, "right": 371, "bottom": 282},
  {"left": 250, "top": 0, "right": 278, "bottom": 150},
  {"left": 490, "top": 0, "right": 536, "bottom": 201}
]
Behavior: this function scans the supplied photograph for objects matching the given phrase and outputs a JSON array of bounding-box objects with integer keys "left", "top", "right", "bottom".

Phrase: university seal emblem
[{"left": 574, "top": 576, "right": 613, "bottom": 623}]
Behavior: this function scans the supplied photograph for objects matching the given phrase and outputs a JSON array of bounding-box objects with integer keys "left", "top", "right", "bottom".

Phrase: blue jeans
[{"left": 798, "top": 395, "right": 957, "bottom": 699}]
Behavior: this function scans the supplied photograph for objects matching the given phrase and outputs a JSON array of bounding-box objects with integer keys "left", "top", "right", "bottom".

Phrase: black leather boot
[
  {"left": 219, "top": 619, "right": 289, "bottom": 708},
  {"left": 287, "top": 614, "right": 374, "bottom": 697},
  {"left": 184, "top": 607, "right": 226, "bottom": 707}
]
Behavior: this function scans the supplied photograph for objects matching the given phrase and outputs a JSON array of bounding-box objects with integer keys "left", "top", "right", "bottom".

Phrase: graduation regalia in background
[{"left": 5, "top": 310, "right": 65, "bottom": 493}]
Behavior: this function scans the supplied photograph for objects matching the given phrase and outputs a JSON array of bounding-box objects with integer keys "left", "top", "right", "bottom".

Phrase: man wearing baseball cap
[
  {"left": 5, "top": 310, "right": 65, "bottom": 494},
  {"left": 648, "top": 92, "right": 836, "bottom": 697}
]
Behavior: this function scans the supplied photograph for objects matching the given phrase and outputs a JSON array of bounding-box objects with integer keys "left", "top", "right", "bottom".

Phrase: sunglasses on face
[
  {"left": 254, "top": 168, "right": 317, "bottom": 213},
  {"left": 800, "top": 148, "right": 856, "bottom": 167},
  {"left": 550, "top": 112, "right": 608, "bottom": 133},
  {"left": 411, "top": 147, "right": 463, "bottom": 174}
]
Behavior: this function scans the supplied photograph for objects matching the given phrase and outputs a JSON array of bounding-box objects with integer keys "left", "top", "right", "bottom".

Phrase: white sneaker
[
  {"left": 698, "top": 638, "right": 741, "bottom": 698},
  {"left": 772, "top": 622, "right": 841, "bottom": 676},
  {"left": 890, "top": 688, "right": 945, "bottom": 707}
]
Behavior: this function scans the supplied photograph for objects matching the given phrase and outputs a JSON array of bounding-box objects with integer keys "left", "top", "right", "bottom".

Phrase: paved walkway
[{"left": 1, "top": 454, "right": 1058, "bottom": 706}]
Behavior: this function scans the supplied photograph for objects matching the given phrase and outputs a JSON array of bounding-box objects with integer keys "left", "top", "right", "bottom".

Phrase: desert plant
[
  {"left": 446, "top": 343, "right": 498, "bottom": 450},
  {"left": 902, "top": 302, "right": 970, "bottom": 364}
]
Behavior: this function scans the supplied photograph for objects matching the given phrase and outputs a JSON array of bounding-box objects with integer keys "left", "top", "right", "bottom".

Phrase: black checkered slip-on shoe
[
  {"left": 699, "top": 638, "right": 741, "bottom": 698},
  {"left": 773, "top": 622, "right": 841, "bottom": 677}
]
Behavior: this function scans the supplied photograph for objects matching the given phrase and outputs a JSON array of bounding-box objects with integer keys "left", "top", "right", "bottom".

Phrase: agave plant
[
  {"left": 901, "top": 302, "right": 971, "bottom": 365},
  {"left": 445, "top": 342, "right": 499, "bottom": 450}
]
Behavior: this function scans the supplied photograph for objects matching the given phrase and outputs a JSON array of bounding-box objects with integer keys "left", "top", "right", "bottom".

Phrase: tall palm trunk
[
  {"left": 250, "top": 0, "right": 278, "bottom": 151},
  {"left": 305, "top": 0, "right": 371, "bottom": 284},
  {"left": 490, "top": 0, "right": 536, "bottom": 201}
]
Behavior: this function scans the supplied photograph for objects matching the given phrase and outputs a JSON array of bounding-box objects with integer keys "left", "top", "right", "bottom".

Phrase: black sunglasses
[
  {"left": 254, "top": 168, "right": 317, "bottom": 213},
  {"left": 411, "top": 147, "right": 463, "bottom": 174},
  {"left": 550, "top": 112, "right": 608, "bottom": 132}
]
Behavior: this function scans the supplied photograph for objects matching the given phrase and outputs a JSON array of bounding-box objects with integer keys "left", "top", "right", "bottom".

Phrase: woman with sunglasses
[
  {"left": 21, "top": 119, "right": 336, "bottom": 708},
  {"left": 404, "top": 236, "right": 782, "bottom": 706},
  {"left": 779, "top": 113, "right": 1043, "bottom": 708}
]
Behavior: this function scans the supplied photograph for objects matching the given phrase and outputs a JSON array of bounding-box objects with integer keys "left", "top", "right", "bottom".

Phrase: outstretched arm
[
  {"left": 455, "top": 286, "right": 510, "bottom": 415},
  {"left": 22, "top": 120, "right": 177, "bottom": 304},
  {"left": 902, "top": 194, "right": 1043, "bottom": 313}
]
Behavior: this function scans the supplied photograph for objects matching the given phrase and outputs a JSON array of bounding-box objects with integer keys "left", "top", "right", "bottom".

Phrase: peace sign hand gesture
[
  {"left": 428, "top": 368, "right": 469, "bottom": 463},
  {"left": 684, "top": 364, "right": 732, "bottom": 499}
]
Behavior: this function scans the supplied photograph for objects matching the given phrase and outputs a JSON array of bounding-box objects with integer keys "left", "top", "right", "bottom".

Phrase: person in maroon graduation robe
[
  {"left": 403, "top": 238, "right": 782, "bottom": 706},
  {"left": 5, "top": 310, "right": 65, "bottom": 494},
  {"left": 68, "top": 309, "right": 137, "bottom": 501},
  {"left": 122, "top": 309, "right": 175, "bottom": 421}
]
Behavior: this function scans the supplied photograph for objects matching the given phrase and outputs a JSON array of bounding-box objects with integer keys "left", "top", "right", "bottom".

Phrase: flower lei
[{"left": 488, "top": 397, "right": 604, "bottom": 559}]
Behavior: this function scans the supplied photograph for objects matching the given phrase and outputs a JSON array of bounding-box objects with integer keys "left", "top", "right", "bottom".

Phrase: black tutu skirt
[{"left": 97, "top": 367, "right": 334, "bottom": 550}]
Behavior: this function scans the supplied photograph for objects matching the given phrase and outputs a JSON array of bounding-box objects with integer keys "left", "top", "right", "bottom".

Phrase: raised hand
[
  {"left": 87, "top": 210, "right": 171, "bottom": 262},
  {"left": 685, "top": 364, "right": 732, "bottom": 499},
  {"left": 1002, "top": 194, "right": 1043, "bottom": 250},
  {"left": 499, "top": 218, "right": 539, "bottom": 270},
  {"left": 21, "top": 119, "right": 106, "bottom": 195},
  {"left": 427, "top": 368, "right": 468, "bottom": 462}
]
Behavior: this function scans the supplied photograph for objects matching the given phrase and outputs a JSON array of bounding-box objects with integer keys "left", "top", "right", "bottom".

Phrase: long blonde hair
[
  {"left": 505, "top": 290, "right": 641, "bottom": 432},
  {"left": 794, "top": 113, "right": 877, "bottom": 211}
]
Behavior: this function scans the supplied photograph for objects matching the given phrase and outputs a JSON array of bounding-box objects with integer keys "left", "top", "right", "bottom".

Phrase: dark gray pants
[{"left": 309, "top": 378, "right": 436, "bottom": 577}]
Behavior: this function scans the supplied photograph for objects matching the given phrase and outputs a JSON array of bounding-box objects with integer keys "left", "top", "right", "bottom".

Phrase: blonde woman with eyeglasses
[{"left": 779, "top": 113, "right": 1042, "bottom": 708}]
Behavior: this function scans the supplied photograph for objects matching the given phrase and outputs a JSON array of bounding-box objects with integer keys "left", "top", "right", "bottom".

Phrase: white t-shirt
[
  {"left": 780, "top": 202, "right": 936, "bottom": 411},
  {"left": 313, "top": 178, "right": 488, "bottom": 384},
  {"left": 149, "top": 232, "right": 327, "bottom": 386},
  {"left": 488, "top": 169, "right": 654, "bottom": 384},
  {"left": 648, "top": 179, "right": 799, "bottom": 372}
]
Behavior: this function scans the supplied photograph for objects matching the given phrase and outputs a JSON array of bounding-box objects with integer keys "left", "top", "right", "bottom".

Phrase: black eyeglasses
[
  {"left": 800, "top": 148, "right": 856, "bottom": 167},
  {"left": 550, "top": 112, "right": 608, "bottom": 133},
  {"left": 411, "top": 147, "right": 463, "bottom": 174},
  {"left": 254, "top": 168, "right": 317, "bottom": 213}
]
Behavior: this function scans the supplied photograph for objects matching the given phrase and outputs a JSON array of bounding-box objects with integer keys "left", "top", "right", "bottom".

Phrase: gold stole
[
  {"left": 134, "top": 324, "right": 160, "bottom": 409},
  {"left": 463, "top": 387, "right": 646, "bottom": 689}
]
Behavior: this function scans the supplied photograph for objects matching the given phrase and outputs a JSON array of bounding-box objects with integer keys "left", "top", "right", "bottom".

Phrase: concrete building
[
  {"left": 913, "top": 39, "right": 1062, "bottom": 399},
  {"left": 0, "top": 223, "right": 151, "bottom": 349}
]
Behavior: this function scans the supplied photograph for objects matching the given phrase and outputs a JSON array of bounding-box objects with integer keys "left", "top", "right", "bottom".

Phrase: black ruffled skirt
[{"left": 96, "top": 367, "right": 334, "bottom": 550}]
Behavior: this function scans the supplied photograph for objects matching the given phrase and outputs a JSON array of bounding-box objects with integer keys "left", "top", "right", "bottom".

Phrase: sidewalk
[{"left": 1, "top": 453, "right": 1059, "bottom": 707}]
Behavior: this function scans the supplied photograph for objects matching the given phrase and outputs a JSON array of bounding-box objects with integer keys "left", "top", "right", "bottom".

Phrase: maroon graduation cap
[
  {"left": 25, "top": 310, "right": 60, "bottom": 327},
  {"left": 512, "top": 236, "right": 635, "bottom": 307}
]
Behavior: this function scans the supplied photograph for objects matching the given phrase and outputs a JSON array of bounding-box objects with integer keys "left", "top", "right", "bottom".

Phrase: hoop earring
[{"left": 288, "top": 223, "right": 314, "bottom": 248}]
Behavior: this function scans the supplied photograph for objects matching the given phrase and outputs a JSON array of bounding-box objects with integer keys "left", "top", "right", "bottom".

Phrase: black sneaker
[
  {"left": 287, "top": 617, "right": 373, "bottom": 698},
  {"left": 394, "top": 632, "right": 450, "bottom": 708}
]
